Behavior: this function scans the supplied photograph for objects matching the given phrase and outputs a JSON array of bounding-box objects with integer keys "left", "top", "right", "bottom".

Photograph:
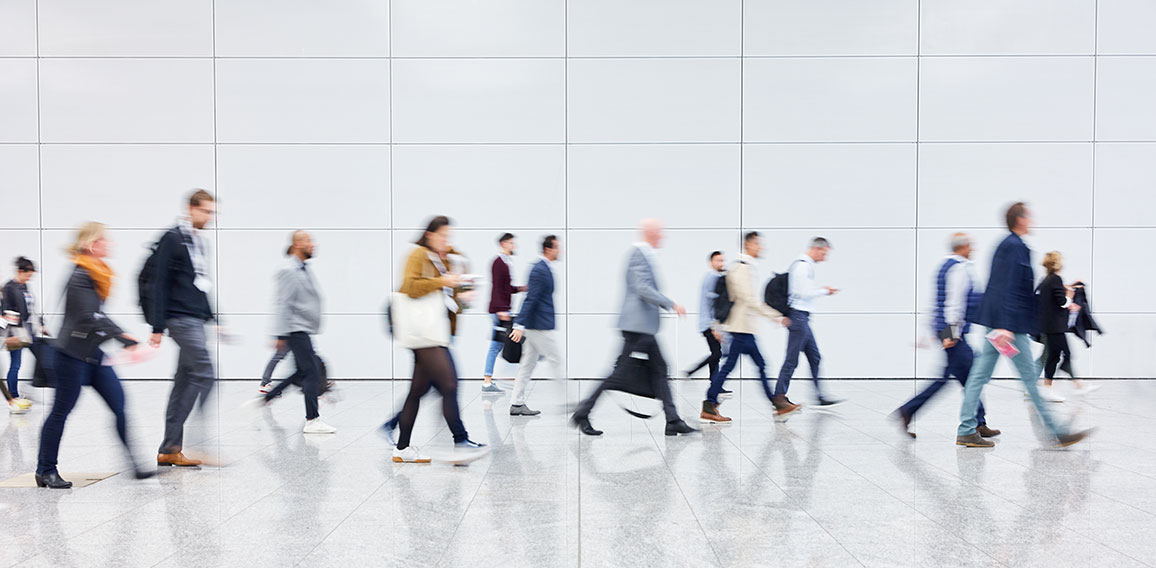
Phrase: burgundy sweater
[{"left": 489, "top": 256, "right": 514, "bottom": 314}]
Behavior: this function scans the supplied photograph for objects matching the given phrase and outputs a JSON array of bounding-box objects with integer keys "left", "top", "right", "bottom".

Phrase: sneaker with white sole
[
  {"left": 258, "top": 382, "right": 272, "bottom": 394},
  {"left": 1039, "top": 388, "right": 1065, "bottom": 403},
  {"left": 303, "top": 418, "right": 336, "bottom": 434},
  {"left": 8, "top": 399, "right": 30, "bottom": 414},
  {"left": 392, "top": 446, "right": 431, "bottom": 463},
  {"left": 1073, "top": 383, "right": 1101, "bottom": 396}
]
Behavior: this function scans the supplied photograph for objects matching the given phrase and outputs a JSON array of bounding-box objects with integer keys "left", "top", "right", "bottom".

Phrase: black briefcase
[
  {"left": 501, "top": 329, "right": 524, "bottom": 364},
  {"left": 30, "top": 341, "right": 57, "bottom": 388}
]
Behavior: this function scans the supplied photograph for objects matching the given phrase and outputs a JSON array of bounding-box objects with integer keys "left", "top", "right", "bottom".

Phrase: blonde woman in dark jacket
[{"left": 35, "top": 222, "right": 154, "bottom": 488}]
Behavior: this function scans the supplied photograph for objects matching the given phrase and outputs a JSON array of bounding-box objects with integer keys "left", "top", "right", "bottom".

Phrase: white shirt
[
  {"left": 178, "top": 216, "right": 212, "bottom": 293},
  {"left": 788, "top": 254, "right": 829, "bottom": 313},
  {"left": 942, "top": 254, "right": 973, "bottom": 327}
]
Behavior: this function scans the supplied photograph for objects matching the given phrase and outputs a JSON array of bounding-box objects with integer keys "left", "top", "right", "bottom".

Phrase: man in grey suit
[
  {"left": 572, "top": 219, "right": 696, "bottom": 437},
  {"left": 255, "top": 231, "right": 335, "bottom": 434}
]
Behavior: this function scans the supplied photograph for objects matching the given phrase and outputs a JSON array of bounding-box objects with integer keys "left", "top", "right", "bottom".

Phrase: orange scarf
[{"left": 72, "top": 254, "right": 114, "bottom": 301}]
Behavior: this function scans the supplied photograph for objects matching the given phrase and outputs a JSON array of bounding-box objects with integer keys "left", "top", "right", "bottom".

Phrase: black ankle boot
[
  {"left": 35, "top": 471, "right": 73, "bottom": 489},
  {"left": 665, "top": 419, "right": 698, "bottom": 436}
]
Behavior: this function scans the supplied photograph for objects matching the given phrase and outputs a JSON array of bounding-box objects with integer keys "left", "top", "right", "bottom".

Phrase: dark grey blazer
[{"left": 55, "top": 265, "right": 133, "bottom": 364}]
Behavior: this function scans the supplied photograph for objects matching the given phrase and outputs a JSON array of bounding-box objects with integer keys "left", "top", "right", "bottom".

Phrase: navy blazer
[
  {"left": 515, "top": 258, "right": 555, "bottom": 330},
  {"left": 973, "top": 233, "right": 1039, "bottom": 334}
]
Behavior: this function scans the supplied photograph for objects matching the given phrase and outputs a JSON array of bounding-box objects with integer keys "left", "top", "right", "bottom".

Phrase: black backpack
[
  {"left": 712, "top": 271, "right": 734, "bottom": 324},
  {"left": 138, "top": 227, "right": 180, "bottom": 328},
  {"left": 764, "top": 260, "right": 802, "bottom": 315}
]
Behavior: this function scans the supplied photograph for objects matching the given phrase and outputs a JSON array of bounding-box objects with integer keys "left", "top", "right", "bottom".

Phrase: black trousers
[
  {"left": 685, "top": 330, "right": 722, "bottom": 379},
  {"left": 264, "top": 332, "right": 321, "bottom": 420},
  {"left": 573, "top": 331, "right": 679, "bottom": 423},
  {"left": 1042, "top": 332, "right": 1074, "bottom": 379}
]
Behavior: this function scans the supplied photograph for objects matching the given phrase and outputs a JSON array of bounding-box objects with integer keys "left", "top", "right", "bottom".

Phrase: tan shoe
[
  {"left": 157, "top": 452, "right": 203, "bottom": 467},
  {"left": 700, "top": 401, "right": 732, "bottom": 423},
  {"left": 771, "top": 395, "right": 801, "bottom": 421}
]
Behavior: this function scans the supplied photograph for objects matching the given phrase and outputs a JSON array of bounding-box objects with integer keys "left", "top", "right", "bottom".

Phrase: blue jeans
[
  {"left": 705, "top": 333, "right": 774, "bottom": 404},
  {"left": 7, "top": 336, "right": 52, "bottom": 397},
  {"left": 958, "top": 330, "right": 1065, "bottom": 438},
  {"left": 899, "top": 339, "right": 985, "bottom": 425},
  {"left": 7, "top": 344, "right": 24, "bottom": 398},
  {"left": 775, "top": 310, "right": 823, "bottom": 399},
  {"left": 484, "top": 314, "right": 504, "bottom": 377},
  {"left": 37, "top": 353, "right": 131, "bottom": 475}
]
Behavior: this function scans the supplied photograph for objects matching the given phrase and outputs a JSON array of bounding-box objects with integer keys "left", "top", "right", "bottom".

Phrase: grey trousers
[{"left": 158, "top": 316, "right": 215, "bottom": 455}]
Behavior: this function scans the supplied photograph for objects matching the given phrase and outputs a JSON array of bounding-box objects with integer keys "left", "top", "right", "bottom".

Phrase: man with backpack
[
  {"left": 771, "top": 237, "right": 845, "bottom": 409},
  {"left": 683, "top": 251, "right": 726, "bottom": 384},
  {"left": 701, "top": 232, "right": 797, "bottom": 423},
  {"left": 142, "top": 189, "right": 218, "bottom": 468}
]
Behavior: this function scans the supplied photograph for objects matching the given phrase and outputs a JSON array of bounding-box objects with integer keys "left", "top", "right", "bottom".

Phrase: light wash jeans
[{"left": 958, "top": 329, "right": 1066, "bottom": 438}]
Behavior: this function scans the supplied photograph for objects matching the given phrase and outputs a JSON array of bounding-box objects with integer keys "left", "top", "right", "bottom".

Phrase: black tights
[
  {"left": 1042, "top": 332, "right": 1074, "bottom": 379},
  {"left": 396, "top": 347, "right": 468, "bottom": 449}
]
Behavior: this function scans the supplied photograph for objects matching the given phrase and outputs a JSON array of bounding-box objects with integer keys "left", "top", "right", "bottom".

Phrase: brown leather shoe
[
  {"left": 157, "top": 452, "right": 203, "bottom": 467},
  {"left": 771, "top": 396, "right": 801, "bottom": 421},
  {"left": 892, "top": 410, "right": 916, "bottom": 438},
  {"left": 700, "top": 401, "right": 732, "bottom": 423},
  {"left": 976, "top": 425, "right": 1001, "bottom": 438}
]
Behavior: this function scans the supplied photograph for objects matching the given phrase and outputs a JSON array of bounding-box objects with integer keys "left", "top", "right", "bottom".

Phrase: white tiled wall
[{"left": 2, "top": 1, "right": 1151, "bottom": 380}]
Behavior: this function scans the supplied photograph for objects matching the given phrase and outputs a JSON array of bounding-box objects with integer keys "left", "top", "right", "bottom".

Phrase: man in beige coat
[{"left": 702, "top": 232, "right": 800, "bottom": 423}]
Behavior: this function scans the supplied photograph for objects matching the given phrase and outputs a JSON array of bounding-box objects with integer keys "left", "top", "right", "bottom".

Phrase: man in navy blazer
[
  {"left": 571, "top": 219, "right": 696, "bottom": 437},
  {"left": 508, "top": 235, "right": 565, "bottom": 416},
  {"left": 956, "top": 203, "right": 1092, "bottom": 448}
]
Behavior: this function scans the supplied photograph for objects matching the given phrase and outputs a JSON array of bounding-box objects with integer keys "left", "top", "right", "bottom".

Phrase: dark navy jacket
[
  {"left": 515, "top": 258, "right": 555, "bottom": 330},
  {"left": 973, "top": 233, "right": 1038, "bottom": 335}
]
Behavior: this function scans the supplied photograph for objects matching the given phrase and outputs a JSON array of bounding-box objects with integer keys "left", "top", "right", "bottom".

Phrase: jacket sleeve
[
  {"left": 70, "top": 270, "right": 126, "bottom": 342},
  {"left": 148, "top": 230, "right": 178, "bottom": 333},
  {"left": 1047, "top": 275, "right": 1068, "bottom": 308},
  {"left": 630, "top": 251, "right": 674, "bottom": 310},
  {"left": 515, "top": 263, "right": 543, "bottom": 328},
  {"left": 400, "top": 249, "right": 448, "bottom": 299},
  {"left": 273, "top": 267, "right": 294, "bottom": 337},
  {"left": 0, "top": 281, "right": 15, "bottom": 316}
]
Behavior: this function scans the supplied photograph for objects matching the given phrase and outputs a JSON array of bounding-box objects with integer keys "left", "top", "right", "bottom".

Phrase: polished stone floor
[{"left": 1, "top": 377, "right": 1154, "bottom": 567}]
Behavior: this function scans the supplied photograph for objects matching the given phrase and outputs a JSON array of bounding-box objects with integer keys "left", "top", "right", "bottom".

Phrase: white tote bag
[{"left": 391, "top": 291, "right": 451, "bottom": 349}]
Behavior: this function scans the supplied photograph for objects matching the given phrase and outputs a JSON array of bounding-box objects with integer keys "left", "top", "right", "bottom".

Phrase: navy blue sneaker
[{"left": 455, "top": 439, "right": 487, "bottom": 450}]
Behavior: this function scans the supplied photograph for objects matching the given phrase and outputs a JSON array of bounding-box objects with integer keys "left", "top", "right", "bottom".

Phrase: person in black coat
[
  {"left": 35, "top": 223, "right": 154, "bottom": 488},
  {"left": 1036, "top": 252, "right": 1099, "bottom": 397},
  {"left": 3, "top": 256, "right": 51, "bottom": 409}
]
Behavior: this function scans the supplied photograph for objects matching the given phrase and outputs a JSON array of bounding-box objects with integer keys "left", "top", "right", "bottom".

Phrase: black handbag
[
  {"left": 501, "top": 326, "right": 524, "bottom": 364},
  {"left": 30, "top": 340, "right": 57, "bottom": 388}
]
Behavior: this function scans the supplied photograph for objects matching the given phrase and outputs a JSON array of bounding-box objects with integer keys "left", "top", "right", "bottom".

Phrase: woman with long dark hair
[
  {"left": 391, "top": 216, "right": 487, "bottom": 463},
  {"left": 4, "top": 256, "right": 50, "bottom": 413},
  {"left": 35, "top": 222, "right": 154, "bottom": 488}
]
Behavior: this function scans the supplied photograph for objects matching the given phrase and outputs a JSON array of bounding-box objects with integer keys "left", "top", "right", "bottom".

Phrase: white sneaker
[
  {"left": 1074, "top": 383, "right": 1101, "bottom": 396},
  {"left": 303, "top": 418, "right": 336, "bottom": 434},
  {"left": 8, "top": 400, "right": 30, "bottom": 414},
  {"left": 258, "top": 382, "right": 272, "bottom": 394},
  {"left": 1039, "top": 387, "right": 1065, "bottom": 403},
  {"left": 392, "top": 446, "right": 431, "bottom": 463}
]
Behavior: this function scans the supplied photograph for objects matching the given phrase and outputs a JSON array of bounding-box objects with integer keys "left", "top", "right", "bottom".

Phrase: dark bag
[
  {"left": 764, "top": 260, "right": 802, "bottom": 315},
  {"left": 712, "top": 273, "right": 733, "bottom": 324},
  {"left": 491, "top": 318, "right": 513, "bottom": 343},
  {"left": 30, "top": 340, "right": 57, "bottom": 388},
  {"left": 138, "top": 227, "right": 181, "bottom": 329},
  {"left": 501, "top": 327, "right": 524, "bottom": 364}
]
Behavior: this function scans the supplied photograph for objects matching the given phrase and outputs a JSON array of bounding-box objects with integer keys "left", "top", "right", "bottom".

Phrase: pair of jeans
[
  {"left": 573, "top": 332, "right": 679, "bottom": 423},
  {"left": 159, "top": 316, "right": 215, "bottom": 455},
  {"left": 705, "top": 332, "right": 774, "bottom": 404},
  {"left": 263, "top": 332, "right": 321, "bottom": 420},
  {"left": 37, "top": 352, "right": 132, "bottom": 475},
  {"left": 958, "top": 329, "right": 1065, "bottom": 438},
  {"left": 396, "top": 346, "right": 468, "bottom": 449},
  {"left": 7, "top": 342, "right": 24, "bottom": 398},
  {"left": 775, "top": 310, "right": 823, "bottom": 400},
  {"left": 483, "top": 314, "right": 505, "bottom": 377},
  {"left": 898, "top": 339, "right": 985, "bottom": 426},
  {"left": 686, "top": 330, "right": 722, "bottom": 379},
  {"left": 259, "top": 342, "right": 291, "bottom": 386},
  {"left": 512, "top": 329, "right": 564, "bottom": 406}
]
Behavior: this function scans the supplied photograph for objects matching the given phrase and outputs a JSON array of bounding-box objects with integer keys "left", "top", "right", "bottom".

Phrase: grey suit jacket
[
  {"left": 617, "top": 245, "right": 674, "bottom": 335},
  {"left": 275, "top": 257, "right": 322, "bottom": 336}
]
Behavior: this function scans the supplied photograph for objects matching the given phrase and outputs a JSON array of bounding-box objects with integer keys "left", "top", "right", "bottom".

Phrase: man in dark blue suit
[
  {"left": 956, "top": 203, "right": 1092, "bottom": 448},
  {"left": 508, "top": 235, "right": 565, "bottom": 416}
]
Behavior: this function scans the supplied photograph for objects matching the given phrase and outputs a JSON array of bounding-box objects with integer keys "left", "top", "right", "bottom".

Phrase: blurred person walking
[
  {"left": 482, "top": 232, "right": 525, "bottom": 393},
  {"left": 773, "top": 237, "right": 845, "bottom": 408},
  {"left": 893, "top": 233, "right": 999, "bottom": 439},
  {"left": 248, "top": 231, "right": 334, "bottom": 434},
  {"left": 4, "top": 256, "right": 51, "bottom": 412},
  {"left": 683, "top": 251, "right": 726, "bottom": 386},
  {"left": 701, "top": 232, "right": 796, "bottom": 423},
  {"left": 1036, "top": 251, "right": 1098, "bottom": 400},
  {"left": 508, "top": 235, "right": 565, "bottom": 416},
  {"left": 390, "top": 216, "right": 487, "bottom": 463},
  {"left": 571, "top": 219, "right": 697, "bottom": 437},
  {"left": 144, "top": 189, "right": 219, "bottom": 468},
  {"left": 35, "top": 223, "right": 154, "bottom": 488},
  {"left": 955, "top": 203, "right": 1092, "bottom": 448}
]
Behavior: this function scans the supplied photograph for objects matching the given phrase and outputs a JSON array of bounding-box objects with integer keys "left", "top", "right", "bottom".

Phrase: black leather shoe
[
  {"left": 572, "top": 416, "right": 603, "bottom": 436},
  {"left": 665, "top": 419, "right": 698, "bottom": 436},
  {"left": 134, "top": 468, "right": 157, "bottom": 480},
  {"left": 35, "top": 472, "right": 73, "bottom": 489}
]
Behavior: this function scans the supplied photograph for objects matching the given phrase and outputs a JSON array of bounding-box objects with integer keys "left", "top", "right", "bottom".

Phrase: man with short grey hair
[{"left": 774, "top": 237, "right": 845, "bottom": 408}]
